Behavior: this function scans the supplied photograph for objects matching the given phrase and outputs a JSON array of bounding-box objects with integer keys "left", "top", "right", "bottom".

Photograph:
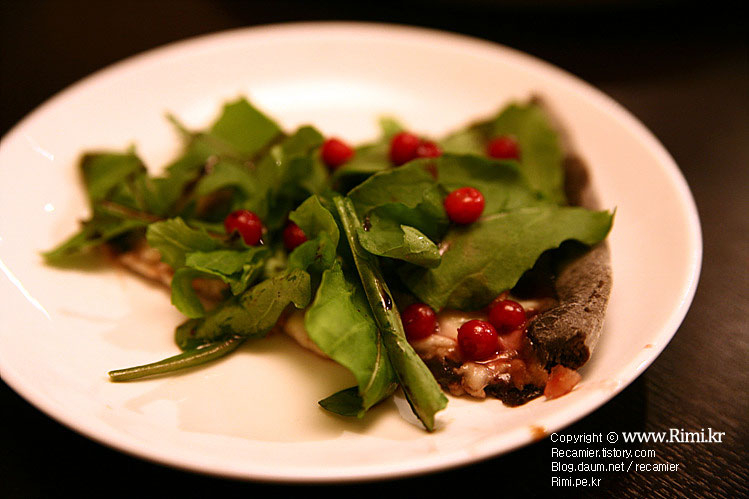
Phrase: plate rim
[{"left": 0, "top": 21, "right": 703, "bottom": 483}]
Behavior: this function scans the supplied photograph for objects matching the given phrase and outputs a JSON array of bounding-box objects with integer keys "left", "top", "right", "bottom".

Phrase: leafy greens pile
[{"left": 44, "top": 98, "right": 613, "bottom": 431}]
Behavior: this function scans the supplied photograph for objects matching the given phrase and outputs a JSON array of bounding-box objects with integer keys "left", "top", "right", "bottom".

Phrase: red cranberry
[
  {"left": 224, "top": 209, "right": 263, "bottom": 246},
  {"left": 488, "top": 299, "right": 526, "bottom": 334},
  {"left": 457, "top": 320, "right": 498, "bottom": 360},
  {"left": 444, "top": 187, "right": 485, "bottom": 224},
  {"left": 402, "top": 303, "right": 437, "bottom": 341},
  {"left": 320, "top": 138, "right": 354, "bottom": 169},
  {"left": 487, "top": 136, "right": 520, "bottom": 160},
  {"left": 389, "top": 132, "right": 421, "bottom": 165},
  {"left": 282, "top": 221, "right": 307, "bottom": 251},
  {"left": 416, "top": 140, "right": 442, "bottom": 159}
]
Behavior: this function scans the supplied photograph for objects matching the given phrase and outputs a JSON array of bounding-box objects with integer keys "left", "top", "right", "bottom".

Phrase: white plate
[{"left": 0, "top": 22, "right": 701, "bottom": 482}]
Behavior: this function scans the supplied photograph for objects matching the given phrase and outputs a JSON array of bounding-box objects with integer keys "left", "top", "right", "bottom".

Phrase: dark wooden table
[{"left": 1, "top": 2, "right": 746, "bottom": 497}]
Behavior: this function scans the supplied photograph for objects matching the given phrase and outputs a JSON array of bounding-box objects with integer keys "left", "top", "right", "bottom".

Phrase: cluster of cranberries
[
  {"left": 402, "top": 298, "right": 527, "bottom": 361},
  {"left": 459, "top": 299, "right": 527, "bottom": 360},
  {"left": 319, "top": 132, "right": 520, "bottom": 228},
  {"left": 389, "top": 131, "right": 442, "bottom": 166},
  {"left": 323, "top": 132, "right": 518, "bottom": 168},
  {"left": 222, "top": 137, "right": 354, "bottom": 247},
  {"left": 224, "top": 210, "right": 308, "bottom": 252}
]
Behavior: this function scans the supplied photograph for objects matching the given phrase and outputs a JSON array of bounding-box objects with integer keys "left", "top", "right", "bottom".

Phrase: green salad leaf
[
  {"left": 42, "top": 151, "right": 154, "bottom": 262},
  {"left": 146, "top": 218, "right": 271, "bottom": 317},
  {"left": 286, "top": 195, "right": 340, "bottom": 274},
  {"left": 346, "top": 162, "right": 448, "bottom": 266},
  {"left": 357, "top": 213, "right": 441, "bottom": 268},
  {"left": 305, "top": 262, "right": 398, "bottom": 416},
  {"left": 175, "top": 268, "right": 311, "bottom": 350},
  {"left": 288, "top": 195, "right": 340, "bottom": 249},
  {"left": 170, "top": 246, "right": 269, "bottom": 318},
  {"left": 193, "top": 159, "right": 257, "bottom": 200},
  {"left": 145, "top": 217, "right": 221, "bottom": 268},
  {"left": 246, "top": 126, "right": 327, "bottom": 230},
  {"left": 401, "top": 206, "right": 614, "bottom": 311},
  {"left": 432, "top": 154, "right": 548, "bottom": 215},
  {"left": 207, "top": 97, "right": 282, "bottom": 158},
  {"left": 441, "top": 101, "right": 566, "bottom": 203},
  {"left": 80, "top": 151, "right": 146, "bottom": 205},
  {"left": 42, "top": 217, "right": 148, "bottom": 263}
]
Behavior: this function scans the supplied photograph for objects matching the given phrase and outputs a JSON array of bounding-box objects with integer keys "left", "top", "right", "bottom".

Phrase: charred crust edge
[{"left": 527, "top": 95, "right": 613, "bottom": 370}]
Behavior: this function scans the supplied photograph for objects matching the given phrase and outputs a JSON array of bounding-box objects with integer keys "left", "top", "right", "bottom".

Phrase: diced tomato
[{"left": 544, "top": 365, "right": 582, "bottom": 399}]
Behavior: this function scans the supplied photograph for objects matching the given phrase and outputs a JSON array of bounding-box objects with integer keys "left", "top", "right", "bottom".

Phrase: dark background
[{"left": 1, "top": 1, "right": 747, "bottom": 497}]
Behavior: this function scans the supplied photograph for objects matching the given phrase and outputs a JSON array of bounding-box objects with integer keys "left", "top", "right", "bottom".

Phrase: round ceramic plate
[{"left": 0, "top": 23, "right": 701, "bottom": 482}]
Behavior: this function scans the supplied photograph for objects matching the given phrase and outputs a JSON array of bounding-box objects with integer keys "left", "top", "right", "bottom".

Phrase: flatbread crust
[
  {"left": 527, "top": 242, "right": 611, "bottom": 369},
  {"left": 527, "top": 96, "right": 612, "bottom": 370}
]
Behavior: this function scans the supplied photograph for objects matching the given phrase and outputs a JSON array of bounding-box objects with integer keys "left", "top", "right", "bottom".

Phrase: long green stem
[
  {"left": 333, "top": 195, "right": 447, "bottom": 431},
  {"left": 97, "top": 200, "right": 164, "bottom": 223},
  {"left": 108, "top": 336, "right": 245, "bottom": 381}
]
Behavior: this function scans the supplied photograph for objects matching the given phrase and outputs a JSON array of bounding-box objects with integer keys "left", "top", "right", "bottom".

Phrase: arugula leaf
[
  {"left": 285, "top": 195, "right": 340, "bottom": 274},
  {"left": 170, "top": 267, "right": 214, "bottom": 319},
  {"left": 378, "top": 116, "right": 406, "bottom": 139},
  {"left": 318, "top": 387, "right": 365, "bottom": 417},
  {"left": 331, "top": 142, "right": 391, "bottom": 185},
  {"left": 175, "top": 269, "right": 311, "bottom": 350},
  {"left": 357, "top": 213, "right": 441, "bottom": 268},
  {"left": 154, "top": 98, "right": 284, "bottom": 218},
  {"left": 280, "top": 126, "right": 330, "bottom": 196},
  {"left": 193, "top": 159, "right": 257, "bottom": 200},
  {"left": 347, "top": 162, "right": 448, "bottom": 240},
  {"left": 347, "top": 161, "right": 437, "bottom": 216},
  {"left": 147, "top": 217, "right": 270, "bottom": 317},
  {"left": 305, "top": 262, "right": 398, "bottom": 415},
  {"left": 288, "top": 195, "right": 340, "bottom": 248},
  {"left": 145, "top": 217, "right": 221, "bottom": 268},
  {"left": 132, "top": 170, "right": 192, "bottom": 217},
  {"left": 208, "top": 98, "right": 282, "bottom": 158},
  {"left": 184, "top": 247, "right": 269, "bottom": 295},
  {"left": 47, "top": 148, "right": 207, "bottom": 262},
  {"left": 401, "top": 206, "right": 614, "bottom": 311},
  {"left": 287, "top": 232, "right": 337, "bottom": 275},
  {"left": 170, "top": 246, "right": 270, "bottom": 318},
  {"left": 433, "top": 154, "right": 548, "bottom": 215},
  {"left": 246, "top": 126, "right": 327, "bottom": 230},
  {"left": 42, "top": 216, "right": 147, "bottom": 263},
  {"left": 261, "top": 240, "right": 290, "bottom": 279},
  {"left": 441, "top": 102, "right": 566, "bottom": 203},
  {"left": 492, "top": 103, "right": 566, "bottom": 204},
  {"left": 80, "top": 151, "right": 145, "bottom": 206},
  {"left": 42, "top": 151, "right": 158, "bottom": 261},
  {"left": 162, "top": 130, "right": 232, "bottom": 182}
]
